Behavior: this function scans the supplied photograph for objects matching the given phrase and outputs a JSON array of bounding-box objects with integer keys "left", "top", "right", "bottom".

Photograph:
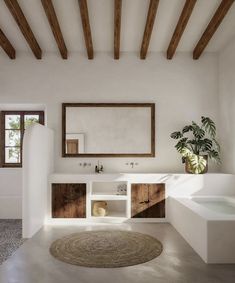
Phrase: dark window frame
[{"left": 0, "top": 111, "right": 44, "bottom": 168}]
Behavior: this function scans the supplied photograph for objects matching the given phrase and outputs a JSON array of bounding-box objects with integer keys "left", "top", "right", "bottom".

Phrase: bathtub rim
[{"left": 172, "top": 196, "right": 235, "bottom": 221}]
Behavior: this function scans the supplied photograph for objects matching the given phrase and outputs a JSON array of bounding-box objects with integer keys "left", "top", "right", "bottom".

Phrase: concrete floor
[{"left": 0, "top": 223, "right": 235, "bottom": 283}]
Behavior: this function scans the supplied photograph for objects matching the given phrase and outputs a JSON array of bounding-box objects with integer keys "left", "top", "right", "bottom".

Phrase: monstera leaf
[
  {"left": 179, "top": 147, "right": 192, "bottom": 158},
  {"left": 201, "top": 116, "right": 216, "bottom": 138},
  {"left": 175, "top": 138, "right": 188, "bottom": 152},
  {"left": 213, "top": 138, "right": 220, "bottom": 152},
  {"left": 182, "top": 125, "right": 194, "bottom": 133},
  {"left": 192, "top": 122, "right": 205, "bottom": 139},
  {"left": 179, "top": 147, "right": 207, "bottom": 174},
  {"left": 200, "top": 138, "right": 213, "bottom": 151},
  {"left": 170, "top": 131, "right": 183, "bottom": 139},
  {"left": 208, "top": 149, "right": 221, "bottom": 163},
  {"left": 188, "top": 155, "right": 207, "bottom": 174}
]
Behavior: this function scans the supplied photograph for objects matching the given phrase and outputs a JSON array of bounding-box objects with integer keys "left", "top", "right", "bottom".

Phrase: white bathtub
[{"left": 169, "top": 196, "right": 235, "bottom": 263}]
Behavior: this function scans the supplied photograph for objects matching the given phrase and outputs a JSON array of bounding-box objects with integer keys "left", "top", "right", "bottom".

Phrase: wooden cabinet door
[
  {"left": 147, "top": 184, "right": 165, "bottom": 218},
  {"left": 52, "top": 183, "right": 86, "bottom": 218},
  {"left": 131, "top": 183, "right": 165, "bottom": 218},
  {"left": 131, "top": 184, "right": 149, "bottom": 218}
]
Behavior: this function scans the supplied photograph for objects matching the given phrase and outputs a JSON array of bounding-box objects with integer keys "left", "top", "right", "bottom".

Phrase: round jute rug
[{"left": 49, "top": 230, "right": 163, "bottom": 268}]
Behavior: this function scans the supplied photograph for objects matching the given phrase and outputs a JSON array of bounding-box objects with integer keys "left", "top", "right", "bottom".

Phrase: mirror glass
[{"left": 63, "top": 103, "right": 155, "bottom": 157}]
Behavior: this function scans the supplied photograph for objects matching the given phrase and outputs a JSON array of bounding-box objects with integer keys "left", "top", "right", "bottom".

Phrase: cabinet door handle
[{"left": 139, "top": 200, "right": 149, "bottom": 204}]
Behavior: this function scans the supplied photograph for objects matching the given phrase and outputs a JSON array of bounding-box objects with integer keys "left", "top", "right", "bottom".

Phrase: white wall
[
  {"left": 0, "top": 51, "right": 221, "bottom": 218},
  {"left": 0, "top": 52, "right": 220, "bottom": 175},
  {"left": 219, "top": 38, "right": 235, "bottom": 173}
]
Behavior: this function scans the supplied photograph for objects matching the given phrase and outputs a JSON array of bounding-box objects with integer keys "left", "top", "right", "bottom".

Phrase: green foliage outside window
[{"left": 7, "top": 115, "right": 39, "bottom": 163}]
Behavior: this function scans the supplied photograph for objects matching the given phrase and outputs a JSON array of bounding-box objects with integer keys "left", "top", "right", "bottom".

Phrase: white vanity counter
[
  {"left": 49, "top": 173, "right": 235, "bottom": 196},
  {"left": 50, "top": 173, "right": 172, "bottom": 184}
]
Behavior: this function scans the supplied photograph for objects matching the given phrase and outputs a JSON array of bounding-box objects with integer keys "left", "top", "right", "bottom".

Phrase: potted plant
[{"left": 170, "top": 116, "right": 221, "bottom": 174}]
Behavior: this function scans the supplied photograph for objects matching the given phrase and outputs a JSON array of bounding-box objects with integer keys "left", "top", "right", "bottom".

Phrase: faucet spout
[{"left": 95, "top": 160, "right": 104, "bottom": 173}]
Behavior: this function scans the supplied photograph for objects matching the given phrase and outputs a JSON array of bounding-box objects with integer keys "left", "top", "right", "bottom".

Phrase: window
[{"left": 0, "top": 111, "right": 44, "bottom": 167}]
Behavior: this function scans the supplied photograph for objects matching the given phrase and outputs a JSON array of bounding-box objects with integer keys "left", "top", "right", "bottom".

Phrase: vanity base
[{"left": 48, "top": 175, "right": 168, "bottom": 223}]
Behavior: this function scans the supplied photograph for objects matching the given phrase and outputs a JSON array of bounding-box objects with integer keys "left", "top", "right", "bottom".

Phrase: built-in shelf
[
  {"left": 90, "top": 194, "right": 128, "bottom": 201},
  {"left": 89, "top": 181, "right": 129, "bottom": 219},
  {"left": 91, "top": 211, "right": 127, "bottom": 219},
  {"left": 91, "top": 181, "right": 128, "bottom": 197},
  {"left": 90, "top": 198, "right": 128, "bottom": 218}
]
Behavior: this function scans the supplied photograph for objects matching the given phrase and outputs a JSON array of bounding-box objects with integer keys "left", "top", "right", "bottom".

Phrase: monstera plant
[{"left": 170, "top": 116, "right": 221, "bottom": 174}]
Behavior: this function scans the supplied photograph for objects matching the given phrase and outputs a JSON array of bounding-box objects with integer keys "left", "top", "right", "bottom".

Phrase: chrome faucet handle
[{"left": 125, "top": 162, "right": 139, "bottom": 168}]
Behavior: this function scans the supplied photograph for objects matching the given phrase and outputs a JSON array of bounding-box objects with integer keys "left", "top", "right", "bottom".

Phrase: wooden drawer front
[
  {"left": 131, "top": 183, "right": 165, "bottom": 218},
  {"left": 52, "top": 183, "right": 86, "bottom": 218}
]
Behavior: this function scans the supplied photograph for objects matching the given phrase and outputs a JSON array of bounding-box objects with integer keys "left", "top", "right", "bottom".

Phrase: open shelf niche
[{"left": 90, "top": 181, "right": 129, "bottom": 219}]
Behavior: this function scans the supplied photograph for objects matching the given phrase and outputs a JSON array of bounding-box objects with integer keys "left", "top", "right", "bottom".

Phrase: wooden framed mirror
[{"left": 62, "top": 103, "right": 155, "bottom": 157}]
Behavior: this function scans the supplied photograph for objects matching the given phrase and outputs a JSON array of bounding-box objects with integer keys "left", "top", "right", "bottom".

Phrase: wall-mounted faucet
[
  {"left": 95, "top": 161, "right": 104, "bottom": 173},
  {"left": 125, "top": 162, "right": 139, "bottom": 169}
]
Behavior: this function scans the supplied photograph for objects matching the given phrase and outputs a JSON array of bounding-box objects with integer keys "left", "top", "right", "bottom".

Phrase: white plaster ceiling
[{"left": 0, "top": 0, "right": 235, "bottom": 56}]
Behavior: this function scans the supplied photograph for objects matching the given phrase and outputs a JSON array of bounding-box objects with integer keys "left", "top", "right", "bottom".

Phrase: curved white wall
[{"left": 22, "top": 124, "right": 54, "bottom": 238}]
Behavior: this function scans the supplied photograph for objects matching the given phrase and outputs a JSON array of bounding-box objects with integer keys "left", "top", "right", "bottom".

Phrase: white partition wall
[{"left": 22, "top": 124, "right": 54, "bottom": 238}]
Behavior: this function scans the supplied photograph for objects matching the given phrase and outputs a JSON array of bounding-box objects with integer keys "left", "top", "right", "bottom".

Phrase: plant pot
[{"left": 185, "top": 155, "right": 208, "bottom": 174}]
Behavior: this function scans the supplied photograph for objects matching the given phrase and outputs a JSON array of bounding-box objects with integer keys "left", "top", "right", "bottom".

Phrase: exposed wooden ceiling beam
[
  {"left": 41, "top": 0, "right": 67, "bottom": 59},
  {"left": 167, "top": 0, "right": 197, "bottom": 59},
  {"left": 114, "top": 0, "right": 122, "bottom": 59},
  {"left": 0, "top": 29, "right": 15, "bottom": 59},
  {"left": 4, "top": 0, "right": 42, "bottom": 59},
  {"left": 78, "top": 0, "right": 94, "bottom": 59},
  {"left": 193, "top": 0, "right": 234, "bottom": 59},
  {"left": 140, "top": 0, "right": 159, "bottom": 59}
]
